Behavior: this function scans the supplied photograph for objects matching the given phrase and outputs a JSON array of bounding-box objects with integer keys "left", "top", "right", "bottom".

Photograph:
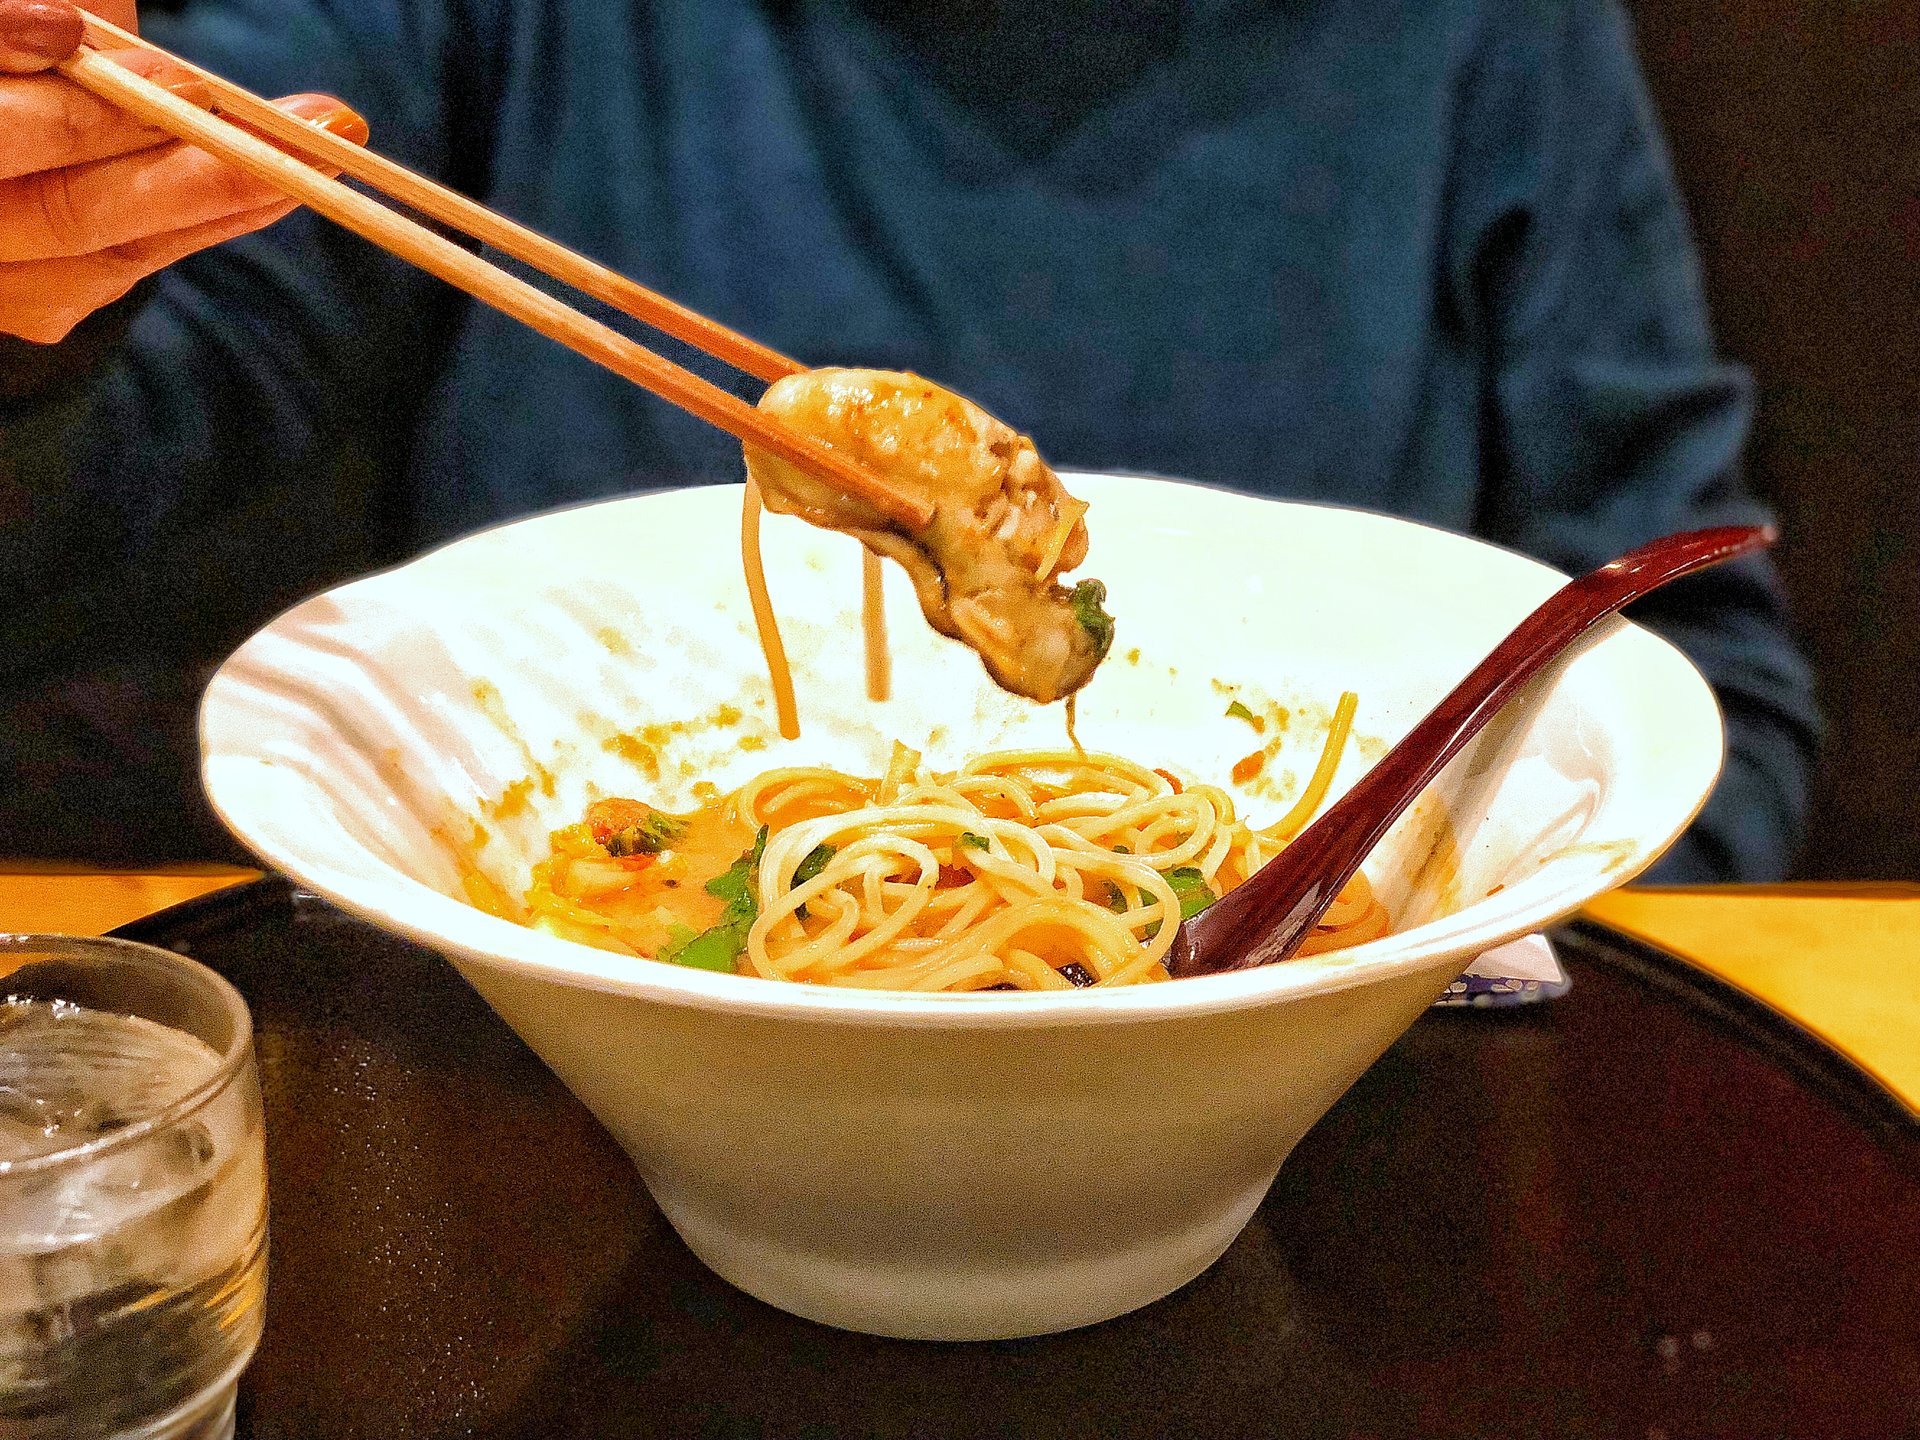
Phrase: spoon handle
[{"left": 1169, "top": 524, "right": 1775, "bottom": 978}]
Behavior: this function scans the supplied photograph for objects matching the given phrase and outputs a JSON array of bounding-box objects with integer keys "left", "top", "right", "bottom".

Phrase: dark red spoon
[{"left": 1166, "top": 525, "right": 1775, "bottom": 979}]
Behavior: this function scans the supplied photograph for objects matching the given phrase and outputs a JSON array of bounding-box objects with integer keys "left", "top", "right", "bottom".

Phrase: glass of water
[{"left": 0, "top": 935, "right": 268, "bottom": 1440}]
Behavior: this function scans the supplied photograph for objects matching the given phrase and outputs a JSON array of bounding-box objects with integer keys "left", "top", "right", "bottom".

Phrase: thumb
[{"left": 0, "top": 0, "right": 83, "bottom": 74}]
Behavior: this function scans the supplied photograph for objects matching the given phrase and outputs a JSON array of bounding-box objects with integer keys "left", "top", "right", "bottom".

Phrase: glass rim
[{"left": 0, "top": 932, "right": 255, "bottom": 1178}]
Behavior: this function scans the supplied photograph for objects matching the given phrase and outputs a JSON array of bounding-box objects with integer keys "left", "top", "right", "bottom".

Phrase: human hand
[{"left": 0, "top": 0, "right": 366, "bottom": 343}]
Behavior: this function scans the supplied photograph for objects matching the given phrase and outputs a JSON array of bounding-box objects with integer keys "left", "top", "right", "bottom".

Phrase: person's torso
[{"left": 409, "top": 0, "right": 1491, "bottom": 546}]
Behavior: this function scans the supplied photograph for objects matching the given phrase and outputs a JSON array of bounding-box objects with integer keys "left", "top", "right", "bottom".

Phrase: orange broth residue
[{"left": 529, "top": 797, "right": 758, "bottom": 959}]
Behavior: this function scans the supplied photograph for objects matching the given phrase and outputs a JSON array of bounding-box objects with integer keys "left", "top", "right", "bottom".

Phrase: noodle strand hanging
[
  {"left": 861, "top": 549, "right": 890, "bottom": 704},
  {"left": 740, "top": 479, "right": 801, "bottom": 740}
]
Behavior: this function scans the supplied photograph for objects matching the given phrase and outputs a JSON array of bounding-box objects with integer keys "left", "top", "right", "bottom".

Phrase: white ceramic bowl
[{"left": 202, "top": 476, "right": 1722, "bottom": 1340}]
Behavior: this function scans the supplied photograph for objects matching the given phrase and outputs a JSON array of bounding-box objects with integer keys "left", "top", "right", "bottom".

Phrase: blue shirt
[{"left": 0, "top": 0, "right": 1818, "bottom": 876}]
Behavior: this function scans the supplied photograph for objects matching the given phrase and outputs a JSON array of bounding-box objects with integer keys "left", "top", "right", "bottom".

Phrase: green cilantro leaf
[
  {"left": 793, "top": 843, "right": 836, "bottom": 886},
  {"left": 604, "top": 810, "right": 688, "bottom": 857},
  {"left": 654, "top": 827, "right": 771, "bottom": 972},
  {"left": 792, "top": 842, "right": 835, "bottom": 919},
  {"left": 657, "top": 923, "right": 746, "bottom": 973},
  {"left": 704, "top": 827, "right": 769, "bottom": 921},
  {"left": 1167, "top": 866, "right": 1218, "bottom": 920},
  {"left": 1068, "top": 579, "right": 1115, "bottom": 661}
]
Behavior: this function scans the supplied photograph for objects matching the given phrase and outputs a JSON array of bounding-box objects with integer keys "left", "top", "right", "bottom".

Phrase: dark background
[
  {"left": 1630, "top": 2, "right": 1920, "bottom": 880},
  {"left": 10, "top": 4, "right": 1907, "bottom": 882}
]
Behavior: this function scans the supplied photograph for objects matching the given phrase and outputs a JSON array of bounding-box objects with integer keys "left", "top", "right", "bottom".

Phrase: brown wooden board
[{"left": 113, "top": 882, "right": 1920, "bottom": 1439}]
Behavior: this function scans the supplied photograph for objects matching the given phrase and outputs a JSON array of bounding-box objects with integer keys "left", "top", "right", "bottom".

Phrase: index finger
[{"left": 0, "top": 48, "right": 214, "bottom": 180}]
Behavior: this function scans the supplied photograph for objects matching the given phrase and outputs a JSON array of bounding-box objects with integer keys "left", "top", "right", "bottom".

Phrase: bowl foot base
[{"left": 648, "top": 1176, "right": 1270, "bottom": 1341}]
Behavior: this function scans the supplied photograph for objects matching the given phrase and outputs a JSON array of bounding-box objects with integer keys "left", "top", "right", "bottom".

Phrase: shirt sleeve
[
  {"left": 0, "top": 0, "right": 488, "bottom": 860},
  {"left": 1448, "top": 0, "right": 1821, "bottom": 882}
]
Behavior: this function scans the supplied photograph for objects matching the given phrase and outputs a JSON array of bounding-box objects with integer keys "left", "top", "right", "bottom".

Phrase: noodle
[
  {"left": 1269, "top": 689, "right": 1358, "bottom": 841},
  {"left": 526, "top": 694, "right": 1386, "bottom": 991},
  {"left": 740, "top": 481, "right": 800, "bottom": 740},
  {"left": 1063, "top": 694, "right": 1085, "bottom": 756},
  {"left": 861, "top": 549, "right": 890, "bottom": 703},
  {"left": 741, "top": 491, "right": 892, "bottom": 725}
]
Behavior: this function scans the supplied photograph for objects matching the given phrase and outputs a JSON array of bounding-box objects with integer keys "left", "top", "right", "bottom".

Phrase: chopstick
[
  {"left": 56, "top": 23, "right": 934, "bottom": 532},
  {"left": 75, "top": 10, "right": 802, "bottom": 389}
]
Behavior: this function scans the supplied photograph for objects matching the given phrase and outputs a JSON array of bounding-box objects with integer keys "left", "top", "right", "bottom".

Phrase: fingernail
[
  {"left": 165, "top": 76, "right": 216, "bottom": 107},
  {"left": 105, "top": 47, "right": 214, "bottom": 106},
  {"left": 277, "top": 93, "right": 370, "bottom": 146},
  {"left": 315, "top": 105, "right": 370, "bottom": 146},
  {"left": 0, "top": 0, "right": 84, "bottom": 72}
]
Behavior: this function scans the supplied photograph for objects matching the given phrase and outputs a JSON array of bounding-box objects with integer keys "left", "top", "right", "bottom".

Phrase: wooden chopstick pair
[{"left": 57, "top": 11, "right": 933, "bottom": 531}]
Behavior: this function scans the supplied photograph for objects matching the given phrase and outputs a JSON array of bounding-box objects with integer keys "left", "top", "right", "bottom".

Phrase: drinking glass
[{"left": 0, "top": 935, "right": 268, "bottom": 1440}]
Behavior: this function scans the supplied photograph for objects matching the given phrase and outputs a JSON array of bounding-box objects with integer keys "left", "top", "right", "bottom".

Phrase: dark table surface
[{"left": 116, "top": 883, "right": 1920, "bottom": 1440}]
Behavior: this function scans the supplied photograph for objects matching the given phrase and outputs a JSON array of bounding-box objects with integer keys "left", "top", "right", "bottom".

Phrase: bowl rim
[{"left": 201, "top": 479, "right": 1726, "bottom": 1029}]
